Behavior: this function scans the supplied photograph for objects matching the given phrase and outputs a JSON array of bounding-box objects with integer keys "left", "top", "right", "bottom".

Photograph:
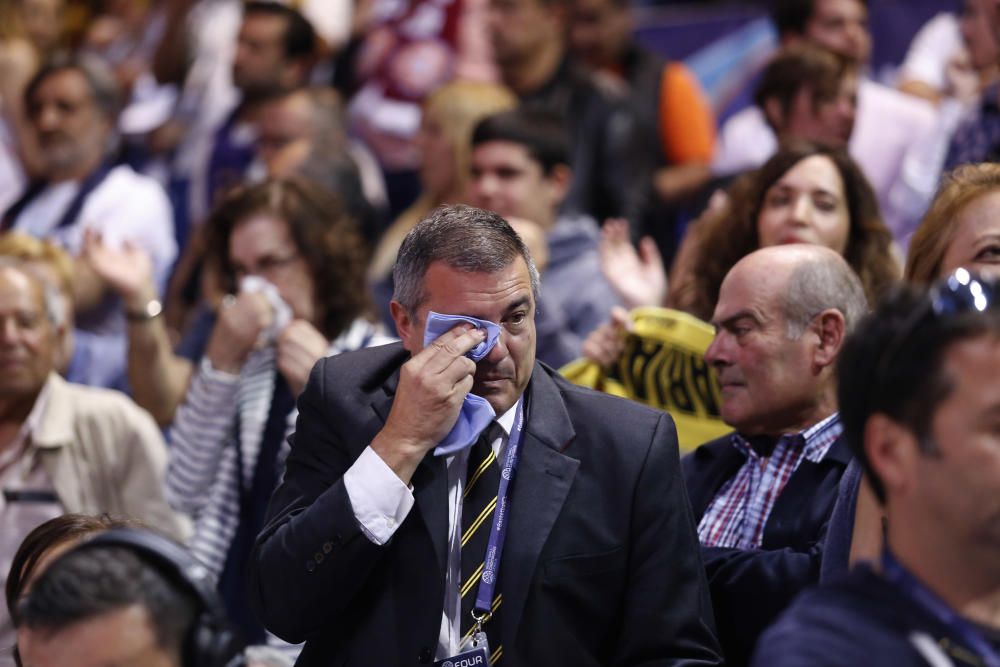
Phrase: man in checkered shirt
[{"left": 682, "top": 244, "right": 869, "bottom": 666}]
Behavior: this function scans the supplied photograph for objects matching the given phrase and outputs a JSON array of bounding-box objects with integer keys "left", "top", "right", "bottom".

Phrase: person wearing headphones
[{"left": 13, "top": 527, "right": 243, "bottom": 667}]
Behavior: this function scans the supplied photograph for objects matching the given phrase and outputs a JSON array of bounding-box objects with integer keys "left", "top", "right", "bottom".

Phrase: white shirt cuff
[{"left": 344, "top": 446, "right": 415, "bottom": 545}]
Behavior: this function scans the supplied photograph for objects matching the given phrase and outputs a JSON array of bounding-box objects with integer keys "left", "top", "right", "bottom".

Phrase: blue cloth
[{"left": 423, "top": 311, "right": 500, "bottom": 455}]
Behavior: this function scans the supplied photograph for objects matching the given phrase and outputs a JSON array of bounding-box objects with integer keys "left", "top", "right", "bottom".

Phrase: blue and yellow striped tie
[{"left": 460, "top": 426, "right": 503, "bottom": 664}]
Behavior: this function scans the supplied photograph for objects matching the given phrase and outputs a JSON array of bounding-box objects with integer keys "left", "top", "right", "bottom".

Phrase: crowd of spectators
[{"left": 3, "top": 0, "right": 1000, "bottom": 666}]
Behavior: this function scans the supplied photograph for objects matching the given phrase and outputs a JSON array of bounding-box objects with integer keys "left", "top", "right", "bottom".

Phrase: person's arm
[
  {"left": 249, "top": 326, "right": 485, "bottom": 641},
  {"left": 613, "top": 413, "right": 723, "bottom": 665},
  {"left": 655, "top": 63, "right": 716, "bottom": 203},
  {"left": 698, "top": 543, "right": 824, "bottom": 665},
  {"left": 80, "top": 232, "right": 191, "bottom": 425}
]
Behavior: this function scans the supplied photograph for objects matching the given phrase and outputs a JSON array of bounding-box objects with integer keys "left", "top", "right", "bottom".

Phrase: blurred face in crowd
[
  {"left": 938, "top": 190, "right": 1000, "bottom": 280},
  {"left": 228, "top": 214, "right": 316, "bottom": 324},
  {"left": 27, "top": 69, "right": 110, "bottom": 181},
  {"left": 568, "top": 0, "right": 631, "bottom": 69},
  {"left": 19, "top": 0, "right": 64, "bottom": 54},
  {"left": 781, "top": 72, "right": 857, "bottom": 148},
  {"left": 0, "top": 267, "right": 62, "bottom": 401},
  {"left": 18, "top": 604, "right": 178, "bottom": 667},
  {"left": 705, "top": 253, "right": 825, "bottom": 436},
  {"left": 416, "top": 112, "right": 458, "bottom": 200},
  {"left": 960, "top": 0, "right": 1000, "bottom": 71},
  {"left": 233, "top": 12, "right": 295, "bottom": 96},
  {"left": 469, "top": 140, "right": 567, "bottom": 229},
  {"left": 256, "top": 92, "right": 314, "bottom": 177},
  {"left": 487, "top": 0, "right": 560, "bottom": 68},
  {"left": 801, "top": 0, "right": 871, "bottom": 63},
  {"left": 392, "top": 257, "right": 537, "bottom": 416},
  {"left": 756, "top": 155, "right": 851, "bottom": 255}
]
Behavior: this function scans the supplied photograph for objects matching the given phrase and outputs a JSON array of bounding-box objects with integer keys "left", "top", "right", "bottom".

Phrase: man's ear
[
  {"left": 544, "top": 164, "right": 572, "bottom": 208},
  {"left": 763, "top": 97, "right": 786, "bottom": 133},
  {"left": 809, "top": 308, "right": 846, "bottom": 370},
  {"left": 390, "top": 300, "right": 418, "bottom": 352},
  {"left": 864, "top": 413, "right": 919, "bottom": 501}
]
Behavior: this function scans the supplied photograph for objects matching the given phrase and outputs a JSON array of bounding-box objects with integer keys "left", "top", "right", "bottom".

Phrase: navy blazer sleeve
[{"left": 248, "top": 358, "right": 388, "bottom": 642}]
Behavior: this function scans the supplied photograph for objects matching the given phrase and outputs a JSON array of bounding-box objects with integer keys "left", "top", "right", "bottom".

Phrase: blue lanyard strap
[
  {"left": 882, "top": 549, "right": 1000, "bottom": 667},
  {"left": 473, "top": 399, "right": 525, "bottom": 618}
]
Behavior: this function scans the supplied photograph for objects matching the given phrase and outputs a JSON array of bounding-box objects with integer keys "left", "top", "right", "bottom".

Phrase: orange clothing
[{"left": 659, "top": 62, "right": 716, "bottom": 165}]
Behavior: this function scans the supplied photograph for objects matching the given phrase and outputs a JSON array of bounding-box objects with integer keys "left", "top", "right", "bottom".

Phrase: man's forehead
[{"left": 420, "top": 260, "right": 533, "bottom": 316}]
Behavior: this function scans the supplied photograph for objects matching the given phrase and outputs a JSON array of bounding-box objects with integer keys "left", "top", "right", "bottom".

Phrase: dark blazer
[
  {"left": 249, "top": 343, "right": 722, "bottom": 666},
  {"left": 682, "top": 430, "right": 853, "bottom": 667}
]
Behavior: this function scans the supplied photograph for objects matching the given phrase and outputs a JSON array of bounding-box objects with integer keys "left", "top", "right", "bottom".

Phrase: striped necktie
[{"left": 460, "top": 424, "right": 504, "bottom": 664}]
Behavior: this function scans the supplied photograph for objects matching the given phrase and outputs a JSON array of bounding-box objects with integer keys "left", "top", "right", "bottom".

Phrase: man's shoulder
[
  {"left": 753, "top": 566, "right": 928, "bottom": 666},
  {"left": 99, "top": 164, "right": 169, "bottom": 197},
  {"left": 87, "top": 164, "right": 172, "bottom": 221},
  {"left": 539, "top": 363, "right": 674, "bottom": 436},
  {"left": 314, "top": 341, "right": 409, "bottom": 394},
  {"left": 39, "top": 375, "right": 162, "bottom": 442}
]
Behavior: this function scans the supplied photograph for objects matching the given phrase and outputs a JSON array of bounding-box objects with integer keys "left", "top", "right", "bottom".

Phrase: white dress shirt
[{"left": 344, "top": 399, "right": 520, "bottom": 659}]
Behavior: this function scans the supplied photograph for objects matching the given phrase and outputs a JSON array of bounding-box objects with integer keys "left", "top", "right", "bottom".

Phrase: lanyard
[
  {"left": 473, "top": 398, "right": 525, "bottom": 620},
  {"left": 882, "top": 550, "right": 1000, "bottom": 667}
]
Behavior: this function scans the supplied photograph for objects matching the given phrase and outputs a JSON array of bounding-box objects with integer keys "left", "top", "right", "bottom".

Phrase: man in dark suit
[
  {"left": 682, "top": 244, "right": 868, "bottom": 666},
  {"left": 248, "top": 205, "right": 721, "bottom": 666}
]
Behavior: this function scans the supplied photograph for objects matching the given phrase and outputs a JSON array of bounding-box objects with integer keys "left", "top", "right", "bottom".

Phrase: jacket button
[
  {"left": 322, "top": 541, "right": 333, "bottom": 553},
  {"left": 418, "top": 648, "right": 433, "bottom": 663},
  {"left": 314, "top": 552, "right": 324, "bottom": 563}
]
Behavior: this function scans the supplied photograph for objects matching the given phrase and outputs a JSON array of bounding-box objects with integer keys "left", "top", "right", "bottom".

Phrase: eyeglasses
[
  {"left": 875, "top": 268, "right": 1000, "bottom": 385},
  {"left": 231, "top": 252, "right": 301, "bottom": 280}
]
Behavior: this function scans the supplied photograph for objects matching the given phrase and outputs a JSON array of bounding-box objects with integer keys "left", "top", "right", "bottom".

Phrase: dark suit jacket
[
  {"left": 682, "top": 430, "right": 853, "bottom": 667},
  {"left": 249, "top": 343, "right": 722, "bottom": 666}
]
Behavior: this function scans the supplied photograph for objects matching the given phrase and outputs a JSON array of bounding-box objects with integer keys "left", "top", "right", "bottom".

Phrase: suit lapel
[
  {"left": 370, "top": 366, "right": 450, "bottom": 574},
  {"left": 502, "top": 366, "right": 579, "bottom": 647}
]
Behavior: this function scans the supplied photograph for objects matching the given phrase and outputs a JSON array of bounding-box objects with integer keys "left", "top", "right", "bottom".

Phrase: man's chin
[{"left": 473, "top": 380, "right": 516, "bottom": 415}]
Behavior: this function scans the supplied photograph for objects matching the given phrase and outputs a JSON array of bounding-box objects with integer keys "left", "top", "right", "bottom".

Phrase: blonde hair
[
  {"left": 0, "top": 232, "right": 74, "bottom": 298},
  {"left": 369, "top": 80, "right": 518, "bottom": 281},
  {"left": 906, "top": 163, "right": 1000, "bottom": 285}
]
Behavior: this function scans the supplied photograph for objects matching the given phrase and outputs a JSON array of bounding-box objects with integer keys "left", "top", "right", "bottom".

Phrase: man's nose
[
  {"left": 483, "top": 330, "right": 508, "bottom": 364},
  {"left": 33, "top": 104, "right": 59, "bottom": 132},
  {"left": 704, "top": 333, "right": 723, "bottom": 366}
]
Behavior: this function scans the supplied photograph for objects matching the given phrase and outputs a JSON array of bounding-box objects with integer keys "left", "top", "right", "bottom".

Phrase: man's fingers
[{"left": 418, "top": 325, "right": 485, "bottom": 374}]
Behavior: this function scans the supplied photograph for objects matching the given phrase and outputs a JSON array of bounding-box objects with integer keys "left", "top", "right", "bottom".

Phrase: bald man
[{"left": 682, "top": 245, "right": 870, "bottom": 666}]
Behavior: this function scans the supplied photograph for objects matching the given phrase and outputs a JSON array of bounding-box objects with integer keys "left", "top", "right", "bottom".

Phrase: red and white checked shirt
[{"left": 696, "top": 413, "right": 842, "bottom": 549}]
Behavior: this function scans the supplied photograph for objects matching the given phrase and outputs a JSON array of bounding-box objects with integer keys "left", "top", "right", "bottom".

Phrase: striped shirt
[
  {"left": 167, "top": 318, "right": 394, "bottom": 576},
  {"left": 697, "top": 413, "right": 843, "bottom": 550}
]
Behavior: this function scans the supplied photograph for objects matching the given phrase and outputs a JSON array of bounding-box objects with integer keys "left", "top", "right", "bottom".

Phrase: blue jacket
[{"left": 753, "top": 564, "right": 997, "bottom": 666}]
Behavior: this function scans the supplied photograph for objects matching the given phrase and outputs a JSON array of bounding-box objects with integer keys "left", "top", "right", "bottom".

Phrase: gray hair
[
  {"left": 25, "top": 54, "right": 122, "bottom": 123},
  {"left": 0, "top": 260, "right": 68, "bottom": 329},
  {"left": 392, "top": 205, "right": 540, "bottom": 312},
  {"left": 783, "top": 252, "right": 868, "bottom": 338}
]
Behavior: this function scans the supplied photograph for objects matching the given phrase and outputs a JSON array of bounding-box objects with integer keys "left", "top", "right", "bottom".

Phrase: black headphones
[{"left": 73, "top": 528, "right": 244, "bottom": 667}]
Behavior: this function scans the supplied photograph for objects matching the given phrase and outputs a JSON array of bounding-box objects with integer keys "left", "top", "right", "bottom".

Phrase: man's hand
[
  {"left": 81, "top": 228, "right": 158, "bottom": 311},
  {"left": 277, "top": 319, "right": 329, "bottom": 397},
  {"left": 204, "top": 292, "right": 273, "bottom": 375},
  {"left": 370, "top": 325, "right": 486, "bottom": 484},
  {"left": 581, "top": 306, "right": 633, "bottom": 370}
]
